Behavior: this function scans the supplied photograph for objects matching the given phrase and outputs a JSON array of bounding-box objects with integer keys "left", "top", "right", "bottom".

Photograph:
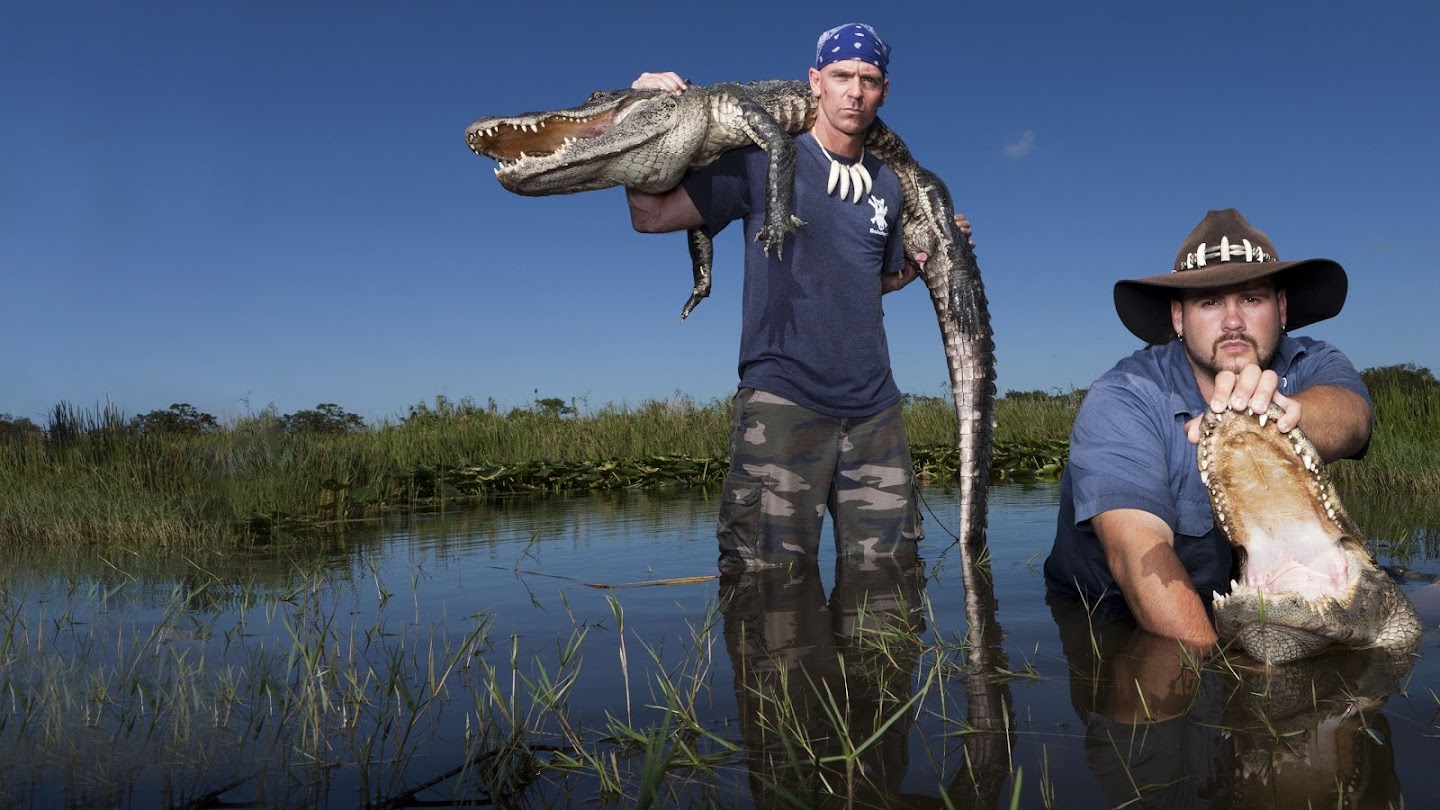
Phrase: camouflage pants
[{"left": 716, "top": 389, "right": 923, "bottom": 570}]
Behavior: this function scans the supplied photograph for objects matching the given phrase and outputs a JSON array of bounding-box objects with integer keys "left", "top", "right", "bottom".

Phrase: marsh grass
[
  {"left": 1, "top": 392, "right": 1071, "bottom": 550},
  {"left": 1331, "top": 365, "right": 1440, "bottom": 557},
  {"left": 4, "top": 549, "right": 1014, "bottom": 806},
  {"left": 5, "top": 367, "right": 1437, "bottom": 554}
]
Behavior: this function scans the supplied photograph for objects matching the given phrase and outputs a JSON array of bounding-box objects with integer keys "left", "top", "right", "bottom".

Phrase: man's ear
[{"left": 808, "top": 67, "right": 821, "bottom": 98}]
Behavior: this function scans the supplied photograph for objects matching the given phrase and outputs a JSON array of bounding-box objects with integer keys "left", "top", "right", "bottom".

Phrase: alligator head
[
  {"left": 1199, "top": 405, "right": 1421, "bottom": 664},
  {"left": 465, "top": 87, "right": 710, "bottom": 196}
]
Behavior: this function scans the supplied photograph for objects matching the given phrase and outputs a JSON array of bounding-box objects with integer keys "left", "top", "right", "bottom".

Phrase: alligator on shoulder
[
  {"left": 1199, "top": 405, "right": 1422, "bottom": 664},
  {"left": 465, "top": 80, "right": 996, "bottom": 548}
]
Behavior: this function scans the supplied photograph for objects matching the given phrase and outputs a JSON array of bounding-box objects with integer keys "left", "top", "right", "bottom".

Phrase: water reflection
[
  {"left": 1, "top": 484, "right": 1433, "bottom": 807},
  {"left": 719, "top": 559, "right": 925, "bottom": 806},
  {"left": 1048, "top": 593, "right": 1410, "bottom": 808}
]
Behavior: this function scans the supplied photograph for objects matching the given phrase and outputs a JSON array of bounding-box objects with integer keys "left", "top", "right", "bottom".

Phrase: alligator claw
[
  {"left": 757, "top": 215, "right": 806, "bottom": 259},
  {"left": 680, "top": 285, "right": 709, "bottom": 321}
]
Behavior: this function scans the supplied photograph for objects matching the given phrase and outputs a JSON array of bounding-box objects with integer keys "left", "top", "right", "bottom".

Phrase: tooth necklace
[{"left": 815, "top": 140, "right": 872, "bottom": 204}]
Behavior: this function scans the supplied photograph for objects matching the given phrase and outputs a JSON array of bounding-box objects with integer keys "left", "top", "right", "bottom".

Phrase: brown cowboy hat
[{"left": 1113, "top": 208, "right": 1348, "bottom": 344}]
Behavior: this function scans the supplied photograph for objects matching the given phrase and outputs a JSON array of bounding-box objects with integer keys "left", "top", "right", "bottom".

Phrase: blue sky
[{"left": 4, "top": 2, "right": 1437, "bottom": 425}]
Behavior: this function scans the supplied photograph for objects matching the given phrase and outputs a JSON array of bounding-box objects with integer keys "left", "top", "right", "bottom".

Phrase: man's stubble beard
[{"left": 1185, "top": 332, "right": 1279, "bottom": 380}]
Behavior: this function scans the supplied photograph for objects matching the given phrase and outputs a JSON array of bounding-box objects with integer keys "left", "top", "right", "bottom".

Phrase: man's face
[
  {"left": 1170, "top": 281, "right": 1288, "bottom": 379},
  {"left": 807, "top": 59, "right": 888, "bottom": 139}
]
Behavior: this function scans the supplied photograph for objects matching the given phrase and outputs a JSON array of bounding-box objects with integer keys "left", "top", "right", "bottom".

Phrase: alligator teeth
[
  {"left": 855, "top": 161, "right": 872, "bottom": 200},
  {"left": 827, "top": 160, "right": 841, "bottom": 196},
  {"left": 1258, "top": 411, "right": 1269, "bottom": 427},
  {"left": 837, "top": 161, "right": 851, "bottom": 201}
]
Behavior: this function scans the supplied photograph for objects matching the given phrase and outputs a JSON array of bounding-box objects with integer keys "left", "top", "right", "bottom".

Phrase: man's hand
[
  {"left": 1185, "top": 364, "right": 1301, "bottom": 444},
  {"left": 885, "top": 213, "right": 975, "bottom": 294},
  {"left": 632, "top": 72, "right": 687, "bottom": 93}
]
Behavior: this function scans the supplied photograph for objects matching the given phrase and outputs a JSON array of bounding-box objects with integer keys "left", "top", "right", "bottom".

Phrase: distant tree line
[{"left": 0, "top": 402, "right": 368, "bottom": 441}]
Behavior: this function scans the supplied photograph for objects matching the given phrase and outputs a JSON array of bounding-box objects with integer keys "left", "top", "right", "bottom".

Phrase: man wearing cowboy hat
[{"left": 1043, "top": 208, "right": 1372, "bottom": 649}]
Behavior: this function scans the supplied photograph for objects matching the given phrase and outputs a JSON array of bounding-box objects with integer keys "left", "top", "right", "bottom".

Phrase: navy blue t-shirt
[{"left": 682, "top": 131, "right": 907, "bottom": 418}]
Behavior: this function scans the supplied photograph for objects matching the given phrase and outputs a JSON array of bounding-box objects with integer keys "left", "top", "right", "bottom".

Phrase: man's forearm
[
  {"left": 627, "top": 186, "right": 703, "bottom": 234},
  {"left": 1094, "top": 509, "right": 1218, "bottom": 649},
  {"left": 1292, "top": 384, "right": 1373, "bottom": 462}
]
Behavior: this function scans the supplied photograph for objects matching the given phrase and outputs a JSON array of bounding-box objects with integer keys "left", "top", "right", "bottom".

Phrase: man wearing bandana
[{"left": 627, "top": 24, "right": 967, "bottom": 572}]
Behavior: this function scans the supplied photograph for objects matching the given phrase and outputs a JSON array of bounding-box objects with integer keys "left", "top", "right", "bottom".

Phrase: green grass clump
[{"left": 1332, "top": 365, "right": 1440, "bottom": 554}]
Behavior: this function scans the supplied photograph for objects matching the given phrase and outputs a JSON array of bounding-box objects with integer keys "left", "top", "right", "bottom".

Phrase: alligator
[
  {"left": 1199, "top": 405, "right": 1422, "bottom": 664},
  {"left": 467, "top": 80, "right": 812, "bottom": 279},
  {"left": 465, "top": 81, "right": 996, "bottom": 550}
]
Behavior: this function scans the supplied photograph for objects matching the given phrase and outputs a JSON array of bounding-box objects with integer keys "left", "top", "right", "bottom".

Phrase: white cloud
[{"left": 1003, "top": 131, "right": 1036, "bottom": 159}]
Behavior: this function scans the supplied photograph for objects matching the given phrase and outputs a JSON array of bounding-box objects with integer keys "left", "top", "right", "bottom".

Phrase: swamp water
[{"left": 2, "top": 484, "right": 1438, "bottom": 808}]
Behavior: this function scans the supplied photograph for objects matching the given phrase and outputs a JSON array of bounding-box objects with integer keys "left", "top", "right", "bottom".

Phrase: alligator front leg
[
  {"left": 681, "top": 228, "right": 714, "bottom": 321},
  {"left": 735, "top": 98, "right": 805, "bottom": 258}
]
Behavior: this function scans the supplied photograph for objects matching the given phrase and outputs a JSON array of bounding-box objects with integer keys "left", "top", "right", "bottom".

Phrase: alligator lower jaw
[{"left": 1212, "top": 584, "right": 1354, "bottom": 664}]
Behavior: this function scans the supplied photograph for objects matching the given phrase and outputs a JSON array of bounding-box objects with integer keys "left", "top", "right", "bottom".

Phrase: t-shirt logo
[{"left": 867, "top": 195, "right": 889, "bottom": 236}]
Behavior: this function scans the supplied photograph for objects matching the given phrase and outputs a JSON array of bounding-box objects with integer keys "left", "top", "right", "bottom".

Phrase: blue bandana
[{"left": 815, "top": 23, "right": 890, "bottom": 74}]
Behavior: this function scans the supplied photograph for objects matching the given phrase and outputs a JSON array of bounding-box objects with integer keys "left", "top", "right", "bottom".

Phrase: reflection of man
[
  {"left": 1047, "top": 594, "right": 1231, "bottom": 809},
  {"left": 719, "top": 559, "right": 923, "bottom": 805}
]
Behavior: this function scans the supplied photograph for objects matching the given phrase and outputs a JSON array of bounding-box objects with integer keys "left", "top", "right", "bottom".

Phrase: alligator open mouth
[
  {"left": 1199, "top": 406, "right": 1421, "bottom": 664},
  {"left": 464, "top": 91, "right": 664, "bottom": 188}
]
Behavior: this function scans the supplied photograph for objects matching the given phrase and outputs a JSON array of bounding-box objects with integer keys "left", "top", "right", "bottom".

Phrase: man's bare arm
[
  {"left": 627, "top": 186, "right": 704, "bottom": 234},
  {"left": 1093, "top": 508, "right": 1218, "bottom": 649},
  {"left": 1289, "top": 384, "right": 1372, "bottom": 462},
  {"left": 1187, "top": 369, "right": 1373, "bottom": 463}
]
